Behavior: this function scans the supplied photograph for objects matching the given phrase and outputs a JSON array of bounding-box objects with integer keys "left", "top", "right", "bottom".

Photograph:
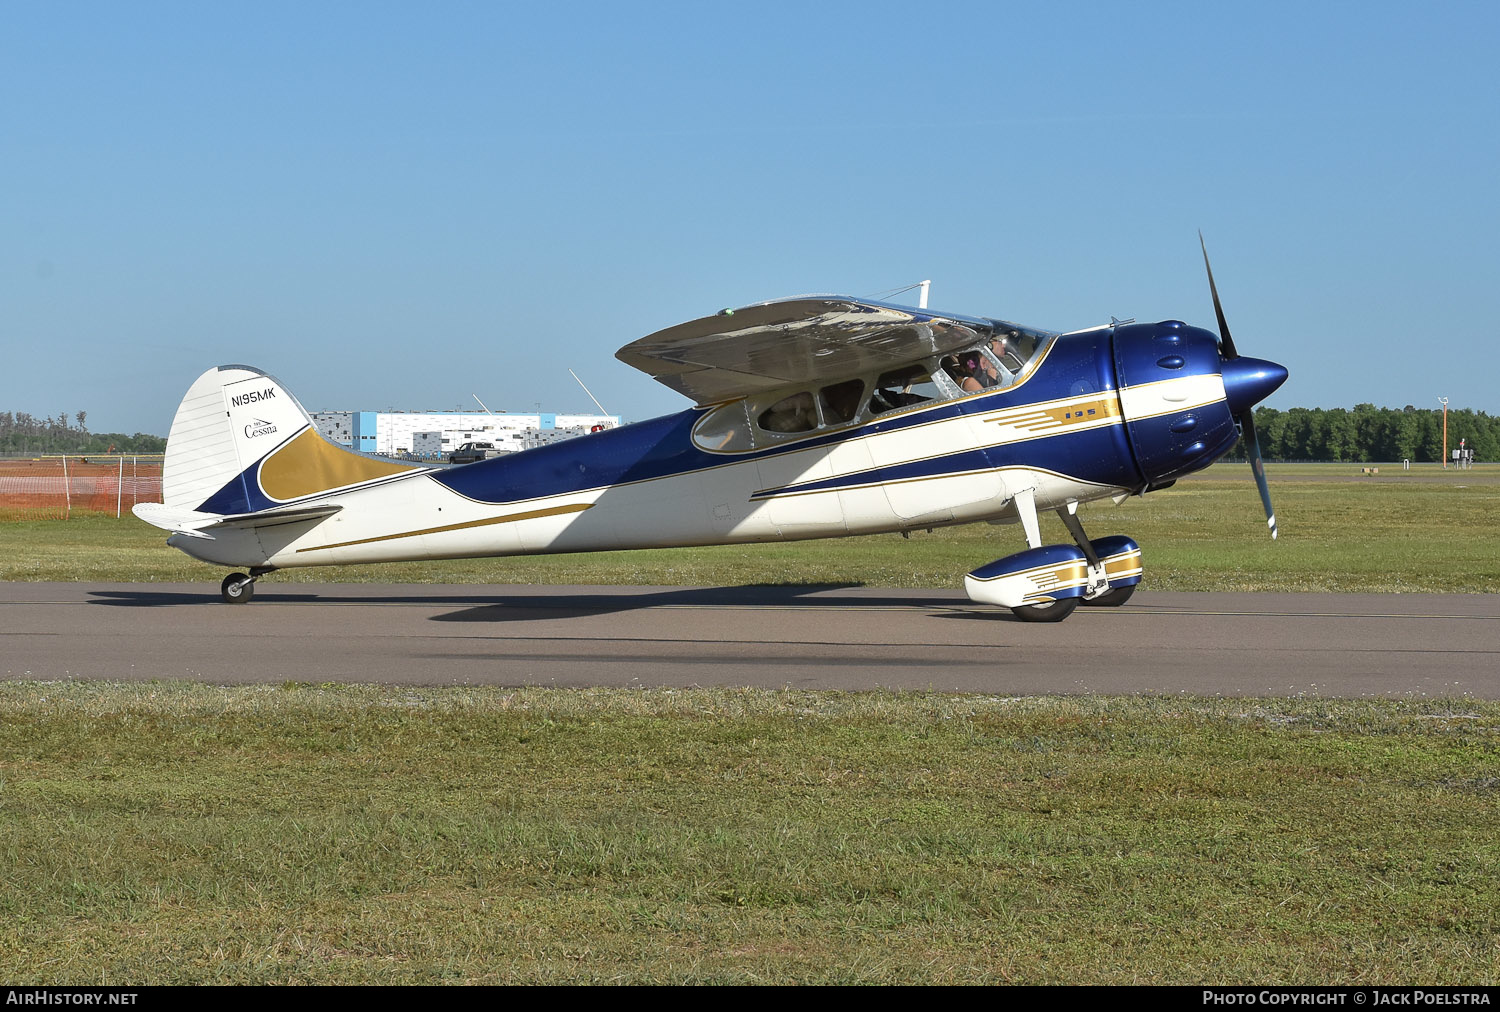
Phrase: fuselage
[{"left": 169, "top": 320, "right": 1245, "bottom": 570}]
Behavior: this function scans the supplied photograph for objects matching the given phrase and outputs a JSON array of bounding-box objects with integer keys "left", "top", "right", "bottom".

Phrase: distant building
[
  {"left": 410, "top": 431, "right": 444, "bottom": 457},
  {"left": 311, "top": 409, "right": 621, "bottom": 458},
  {"left": 311, "top": 411, "right": 354, "bottom": 445}
]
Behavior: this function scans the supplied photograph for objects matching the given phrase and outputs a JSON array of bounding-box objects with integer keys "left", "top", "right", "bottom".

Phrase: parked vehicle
[{"left": 446, "top": 441, "right": 499, "bottom": 464}]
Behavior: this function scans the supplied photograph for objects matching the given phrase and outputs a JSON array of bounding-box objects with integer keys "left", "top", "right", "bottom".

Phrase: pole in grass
[{"left": 1438, "top": 397, "right": 1449, "bottom": 469}]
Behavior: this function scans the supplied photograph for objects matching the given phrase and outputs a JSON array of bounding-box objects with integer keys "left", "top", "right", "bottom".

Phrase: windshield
[{"left": 983, "top": 321, "right": 1053, "bottom": 376}]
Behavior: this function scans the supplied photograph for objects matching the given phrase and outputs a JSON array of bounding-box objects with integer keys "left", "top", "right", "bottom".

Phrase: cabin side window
[
  {"left": 868, "top": 365, "right": 940, "bottom": 415},
  {"left": 694, "top": 348, "right": 1013, "bottom": 452},
  {"left": 819, "top": 379, "right": 865, "bottom": 424},
  {"left": 692, "top": 401, "right": 757, "bottom": 452},
  {"left": 757, "top": 391, "right": 818, "bottom": 433}
]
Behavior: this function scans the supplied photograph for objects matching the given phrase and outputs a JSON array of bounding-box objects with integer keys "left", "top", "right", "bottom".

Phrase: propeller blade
[
  {"left": 1199, "top": 231, "right": 1239, "bottom": 360},
  {"left": 1239, "top": 409, "right": 1278, "bottom": 539}
]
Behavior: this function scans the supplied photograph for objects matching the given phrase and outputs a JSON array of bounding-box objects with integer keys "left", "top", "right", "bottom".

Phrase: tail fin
[
  {"left": 157, "top": 365, "right": 416, "bottom": 515},
  {"left": 161, "top": 365, "right": 304, "bottom": 510}
]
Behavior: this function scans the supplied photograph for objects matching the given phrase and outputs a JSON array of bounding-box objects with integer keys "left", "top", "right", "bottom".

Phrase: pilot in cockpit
[
  {"left": 994, "top": 330, "right": 1034, "bottom": 373},
  {"left": 976, "top": 349, "right": 1003, "bottom": 388}
]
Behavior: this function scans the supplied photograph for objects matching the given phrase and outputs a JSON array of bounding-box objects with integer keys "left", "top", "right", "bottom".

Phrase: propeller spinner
[{"left": 1200, "top": 234, "right": 1288, "bottom": 538}]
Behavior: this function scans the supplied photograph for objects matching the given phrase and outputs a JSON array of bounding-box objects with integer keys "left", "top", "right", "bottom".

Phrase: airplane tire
[
  {"left": 1010, "top": 597, "right": 1079, "bottom": 623},
  {"left": 1082, "top": 585, "right": 1136, "bottom": 607},
  {"left": 221, "top": 573, "right": 254, "bottom": 604}
]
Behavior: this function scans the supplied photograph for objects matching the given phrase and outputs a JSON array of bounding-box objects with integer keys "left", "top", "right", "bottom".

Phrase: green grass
[
  {"left": 3, "top": 463, "right": 1497, "bottom": 592},
  {"left": 2, "top": 684, "right": 1498, "bottom": 984},
  {"left": 4, "top": 466, "right": 1497, "bottom": 982}
]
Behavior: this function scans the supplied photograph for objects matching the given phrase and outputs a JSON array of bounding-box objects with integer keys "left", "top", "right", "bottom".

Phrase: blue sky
[{"left": 4, "top": 1, "right": 1497, "bottom": 434}]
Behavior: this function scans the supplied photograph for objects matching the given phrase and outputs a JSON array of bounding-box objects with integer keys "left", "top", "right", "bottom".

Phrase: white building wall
[
  {"left": 554, "top": 414, "right": 619, "bottom": 430},
  {"left": 358, "top": 411, "right": 620, "bottom": 455}
]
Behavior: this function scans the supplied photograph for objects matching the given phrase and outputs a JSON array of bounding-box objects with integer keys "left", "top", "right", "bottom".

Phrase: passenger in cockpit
[
  {"left": 963, "top": 352, "right": 996, "bottom": 390},
  {"left": 943, "top": 354, "right": 984, "bottom": 393}
]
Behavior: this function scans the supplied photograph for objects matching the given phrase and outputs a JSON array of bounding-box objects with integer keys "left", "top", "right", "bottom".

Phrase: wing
[{"left": 616, "top": 296, "right": 1000, "bottom": 404}]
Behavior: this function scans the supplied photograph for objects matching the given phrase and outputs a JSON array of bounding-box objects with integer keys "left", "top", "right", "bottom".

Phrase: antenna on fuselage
[
  {"left": 569, "top": 369, "right": 611, "bottom": 416},
  {"left": 918, "top": 280, "right": 930, "bottom": 309}
]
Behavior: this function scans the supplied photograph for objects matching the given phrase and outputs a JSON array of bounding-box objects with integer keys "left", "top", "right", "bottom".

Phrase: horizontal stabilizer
[
  {"left": 204, "top": 503, "right": 342, "bottom": 533},
  {"left": 132, "top": 502, "right": 222, "bottom": 538},
  {"left": 133, "top": 501, "right": 341, "bottom": 539},
  {"left": 204, "top": 503, "right": 343, "bottom": 531}
]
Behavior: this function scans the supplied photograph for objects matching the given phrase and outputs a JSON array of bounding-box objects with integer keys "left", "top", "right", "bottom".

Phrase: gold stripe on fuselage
[
  {"left": 295, "top": 502, "right": 593, "bottom": 553},
  {"left": 983, "top": 394, "right": 1121, "bottom": 435}
]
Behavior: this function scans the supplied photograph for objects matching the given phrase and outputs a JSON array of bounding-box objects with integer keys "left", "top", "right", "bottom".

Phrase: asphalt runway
[{"left": 3, "top": 582, "right": 1497, "bottom": 697}]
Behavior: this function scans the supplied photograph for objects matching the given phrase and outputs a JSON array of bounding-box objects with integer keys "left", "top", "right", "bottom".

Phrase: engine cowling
[{"left": 1111, "top": 321, "right": 1241, "bottom": 487}]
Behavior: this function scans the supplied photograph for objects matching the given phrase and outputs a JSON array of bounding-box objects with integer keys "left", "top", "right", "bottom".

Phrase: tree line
[
  {"left": 0, "top": 411, "right": 166, "bottom": 455},
  {"left": 1233, "top": 404, "right": 1494, "bottom": 463},
  {"left": 2, "top": 403, "right": 1492, "bottom": 463}
]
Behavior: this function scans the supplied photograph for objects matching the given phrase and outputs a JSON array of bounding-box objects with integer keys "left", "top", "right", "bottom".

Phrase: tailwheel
[
  {"left": 221, "top": 573, "right": 255, "bottom": 604},
  {"left": 1010, "top": 597, "right": 1079, "bottom": 623},
  {"left": 1082, "top": 585, "right": 1136, "bottom": 607}
]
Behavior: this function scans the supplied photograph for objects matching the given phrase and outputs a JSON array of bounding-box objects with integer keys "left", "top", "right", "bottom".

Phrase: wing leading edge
[{"left": 616, "top": 296, "right": 1004, "bottom": 405}]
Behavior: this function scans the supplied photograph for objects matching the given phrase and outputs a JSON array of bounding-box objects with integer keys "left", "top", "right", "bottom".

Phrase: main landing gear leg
[
  {"left": 1057, "top": 502, "right": 1107, "bottom": 597},
  {"left": 1007, "top": 487, "right": 1078, "bottom": 623},
  {"left": 220, "top": 566, "right": 276, "bottom": 604},
  {"left": 1058, "top": 503, "right": 1135, "bottom": 608}
]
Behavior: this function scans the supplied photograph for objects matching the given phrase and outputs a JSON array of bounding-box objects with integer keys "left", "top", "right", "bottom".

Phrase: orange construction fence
[{"left": 0, "top": 456, "right": 164, "bottom": 520}]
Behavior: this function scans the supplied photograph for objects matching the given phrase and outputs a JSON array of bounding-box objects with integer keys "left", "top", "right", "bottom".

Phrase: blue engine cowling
[{"left": 1111, "top": 321, "right": 1240, "bottom": 486}]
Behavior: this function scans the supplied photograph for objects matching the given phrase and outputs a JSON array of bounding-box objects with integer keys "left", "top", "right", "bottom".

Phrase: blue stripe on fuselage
[{"left": 752, "top": 422, "right": 1143, "bottom": 499}]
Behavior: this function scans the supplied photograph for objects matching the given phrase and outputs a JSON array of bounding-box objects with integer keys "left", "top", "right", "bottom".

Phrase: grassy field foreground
[
  {"left": 2, "top": 463, "right": 1498, "bottom": 592},
  {"left": 2, "top": 684, "right": 1498, "bottom": 984}
]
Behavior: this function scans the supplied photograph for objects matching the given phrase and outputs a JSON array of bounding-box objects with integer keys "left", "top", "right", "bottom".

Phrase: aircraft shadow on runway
[
  {"left": 86, "top": 583, "right": 982, "bottom": 622},
  {"left": 426, "top": 584, "right": 977, "bottom": 624},
  {"left": 89, "top": 588, "right": 332, "bottom": 607}
]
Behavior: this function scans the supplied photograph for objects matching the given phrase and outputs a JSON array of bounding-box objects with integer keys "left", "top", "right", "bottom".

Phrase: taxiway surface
[{"left": 3, "top": 583, "right": 1496, "bottom": 696}]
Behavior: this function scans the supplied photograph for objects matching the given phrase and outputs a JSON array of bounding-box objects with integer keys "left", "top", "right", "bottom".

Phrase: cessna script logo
[{"left": 231, "top": 387, "right": 279, "bottom": 438}]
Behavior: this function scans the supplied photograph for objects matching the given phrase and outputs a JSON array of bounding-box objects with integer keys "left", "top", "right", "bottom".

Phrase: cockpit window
[{"left": 987, "top": 324, "right": 1048, "bottom": 376}]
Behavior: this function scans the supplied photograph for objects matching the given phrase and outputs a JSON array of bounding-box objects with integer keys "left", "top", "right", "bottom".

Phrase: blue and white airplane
[{"left": 134, "top": 244, "right": 1287, "bottom": 622}]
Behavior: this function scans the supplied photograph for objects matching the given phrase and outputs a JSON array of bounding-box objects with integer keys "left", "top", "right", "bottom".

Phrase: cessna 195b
[{"left": 134, "top": 243, "right": 1287, "bottom": 622}]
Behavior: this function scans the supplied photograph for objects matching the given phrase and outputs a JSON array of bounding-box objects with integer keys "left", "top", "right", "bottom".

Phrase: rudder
[
  {"left": 159, "top": 365, "right": 417, "bottom": 515},
  {"left": 163, "top": 366, "right": 317, "bottom": 509}
]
